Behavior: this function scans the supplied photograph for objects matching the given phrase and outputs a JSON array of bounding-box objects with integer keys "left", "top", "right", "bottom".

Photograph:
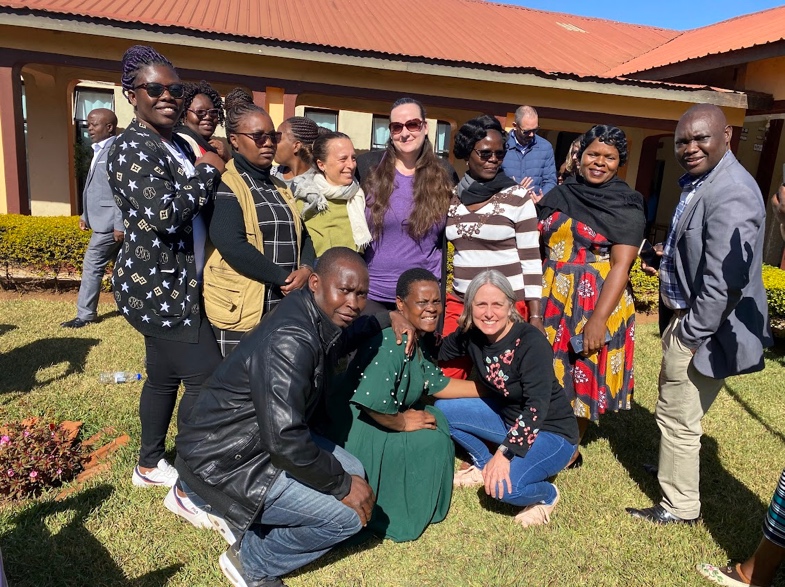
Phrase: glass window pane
[
  {"left": 74, "top": 89, "right": 114, "bottom": 121},
  {"left": 436, "top": 122, "right": 451, "bottom": 158},
  {"left": 372, "top": 116, "right": 389, "bottom": 149},
  {"left": 305, "top": 110, "right": 338, "bottom": 132}
]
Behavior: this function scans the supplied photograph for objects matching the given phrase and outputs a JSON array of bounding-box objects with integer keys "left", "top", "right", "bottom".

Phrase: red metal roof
[
  {"left": 605, "top": 5, "right": 785, "bottom": 77},
  {"left": 1, "top": 0, "right": 679, "bottom": 77}
]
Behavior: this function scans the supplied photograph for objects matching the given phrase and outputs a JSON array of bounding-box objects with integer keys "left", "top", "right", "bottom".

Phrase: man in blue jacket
[{"left": 502, "top": 105, "right": 557, "bottom": 196}]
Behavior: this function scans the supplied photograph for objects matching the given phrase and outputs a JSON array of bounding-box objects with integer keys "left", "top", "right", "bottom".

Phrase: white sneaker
[
  {"left": 164, "top": 485, "right": 212, "bottom": 529},
  {"left": 209, "top": 513, "right": 239, "bottom": 546},
  {"left": 132, "top": 458, "right": 178, "bottom": 487},
  {"left": 514, "top": 485, "right": 560, "bottom": 528}
]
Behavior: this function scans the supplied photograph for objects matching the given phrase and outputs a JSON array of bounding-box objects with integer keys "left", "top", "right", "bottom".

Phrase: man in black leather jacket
[{"left": 174, "top": 247, "right": 413, "bottom": 587}]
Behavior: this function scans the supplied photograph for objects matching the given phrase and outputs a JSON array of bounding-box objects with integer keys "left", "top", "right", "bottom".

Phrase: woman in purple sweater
[{"left": 358, "top": 97, "right": 457, "bottom": 312}]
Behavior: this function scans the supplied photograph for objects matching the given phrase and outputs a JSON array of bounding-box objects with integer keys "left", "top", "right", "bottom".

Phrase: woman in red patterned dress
[{"left": 537, "top": 125, "right": 646, "bottom": 468}]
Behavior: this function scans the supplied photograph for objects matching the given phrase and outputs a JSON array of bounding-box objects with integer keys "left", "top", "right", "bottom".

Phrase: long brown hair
[{"left": 362, "top": 98, "right": 452, "bottom": 241}]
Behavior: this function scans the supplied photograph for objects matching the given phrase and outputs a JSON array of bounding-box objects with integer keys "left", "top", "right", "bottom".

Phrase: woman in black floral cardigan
[{"left": 108, "top": 45, "right": 225, "bottom": 488}]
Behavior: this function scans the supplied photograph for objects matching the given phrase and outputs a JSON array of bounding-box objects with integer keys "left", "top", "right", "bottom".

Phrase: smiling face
[
  {"left": 471, "top": 283, "right": 514, "bottom": 343},
  {"left": 229, "top": 111, "right": 277, "bottom": 169},
  {"left": 184, "top": 93, "right": 218, "bottom": 140},
  {"left": 127, "top": 64, "right": 183, "bottom": 137},
  {"left": 466, "top": 129, "right": 505, "bottom": 181},
  {"left": 316, "top": 138, "right": 356, "bottom": 186},
  {"left": 309, "top": 261, "right": 369, "bottom": 328},
  {"left": 390, "top": 103, "right": 428, "bottom": 158},
  {"left": 396, "top": 280, "right": 442, "bottom": 335},
  {"left": 579, "top": 139, "right": 620, "bottom": 186},
  {"left": 674, "top": 109, "right": 731, "bottom": 177}
]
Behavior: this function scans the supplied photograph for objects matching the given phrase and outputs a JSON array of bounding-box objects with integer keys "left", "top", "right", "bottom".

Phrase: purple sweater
[{"left": 364, "top": 171, "right": 445, "bottom": 302}]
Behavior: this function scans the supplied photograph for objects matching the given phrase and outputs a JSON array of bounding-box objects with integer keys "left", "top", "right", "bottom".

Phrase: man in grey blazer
[
  {"left": 62, "top": 108, "right": 123, "bottom": 328},
  {"left": 628, "top": 104, "right": 772, "bottom": 525}
]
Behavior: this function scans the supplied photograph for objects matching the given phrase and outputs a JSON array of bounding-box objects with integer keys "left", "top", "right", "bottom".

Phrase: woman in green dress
[{"left": 327, "top": 268, "right": 482, "bottom": 542}]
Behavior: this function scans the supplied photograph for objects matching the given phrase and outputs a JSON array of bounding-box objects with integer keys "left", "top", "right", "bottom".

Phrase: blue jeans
[
  {"left": 435, "top": 397, "right": 576, "bottom": 507},
  {"left": 183, "top": 434, "right": 364, "bottom": 581}
]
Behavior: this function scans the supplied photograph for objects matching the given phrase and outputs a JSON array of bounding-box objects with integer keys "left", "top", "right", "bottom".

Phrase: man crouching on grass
[{"left": 173, "top": 247, "right": 415, "bottom": 587}]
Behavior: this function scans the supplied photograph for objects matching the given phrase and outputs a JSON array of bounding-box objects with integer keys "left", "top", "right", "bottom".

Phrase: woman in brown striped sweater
[{"left": 442, "top": 115, "right": 543, "bottom": 379}]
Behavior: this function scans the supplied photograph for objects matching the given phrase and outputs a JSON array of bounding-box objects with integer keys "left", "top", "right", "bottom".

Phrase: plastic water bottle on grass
[{"left": 99, "top": 371, "right": 142, "bottom": 384}]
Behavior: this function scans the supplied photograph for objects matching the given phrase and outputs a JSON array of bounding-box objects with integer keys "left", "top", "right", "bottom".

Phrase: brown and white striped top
[{"left": 446, "top": 185, "right": 542, "bottom": 301}]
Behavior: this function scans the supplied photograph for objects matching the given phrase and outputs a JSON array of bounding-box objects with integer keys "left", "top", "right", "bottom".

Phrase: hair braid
[{"left": 120, "top": 45, "right": 175, "bottom": 93}]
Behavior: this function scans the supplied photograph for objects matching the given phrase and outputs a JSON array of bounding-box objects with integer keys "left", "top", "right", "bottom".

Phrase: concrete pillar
[
  {"left": 0, "top": 64, "right": 29, "bottom": 215},
  {"left": 22, "top": 65, "right": 73, "bottom": 216}
]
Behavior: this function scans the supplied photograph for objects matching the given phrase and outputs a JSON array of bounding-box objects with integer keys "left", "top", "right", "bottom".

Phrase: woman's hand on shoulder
[
  {"left": 209, "top": 139, "right": 231, "bottom": 162},
  {"left": 389, "top": 311, "right": 417, "bottom": 356},
  {"left": 281, "top": 266, "right": 312, "bottom": 295},
  {"left": 196, "top": 151, "right": 226, "bottom": 175}
]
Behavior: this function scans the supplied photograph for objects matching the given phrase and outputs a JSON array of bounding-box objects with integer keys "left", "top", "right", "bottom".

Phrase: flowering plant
[{"left": 0, "top": 420, "right": 83, "bottom": 500}]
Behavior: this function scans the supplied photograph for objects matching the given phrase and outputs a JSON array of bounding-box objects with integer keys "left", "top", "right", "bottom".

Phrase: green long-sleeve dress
[{"left": 327, "top": 329, "right": 454, "bottom": 542}]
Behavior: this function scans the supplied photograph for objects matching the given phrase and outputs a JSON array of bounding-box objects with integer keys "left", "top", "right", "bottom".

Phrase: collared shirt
[
  {"left": 89, "top": 136, "right": 114, "bottom": 173},
  {"left": 509, "top": 130, "right": 537, "bottom": 156},
  {"left": 659, "top": 151, "right": 729, "bottom": 310}
]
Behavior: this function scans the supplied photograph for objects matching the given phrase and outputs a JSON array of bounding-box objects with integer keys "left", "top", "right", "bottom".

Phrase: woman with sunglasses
[
  {"left": 358, "top": 98, "right": 457, "bottom": 313},
  {"left": 537, "top": 125, "right": 644, "bottom": 469},
  {"left": 294, "top": 131, "right": 372, "bottom": 257},
  {"left": 109, "top": 45, "right": 225, "bottom": 488},
  {"left": 441, "top": 115, "right": 543, "bottom": 379},
  {"left": 176, "top": 80, "right": 230, "bottom": 162},
  {"left": 205, "top": 88, "right": 315, "bottom": 356}
]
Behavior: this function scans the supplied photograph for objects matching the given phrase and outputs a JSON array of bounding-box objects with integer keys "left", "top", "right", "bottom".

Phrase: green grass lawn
[{"left": 0, "top": 296, "right": 784, "bottom": 587}]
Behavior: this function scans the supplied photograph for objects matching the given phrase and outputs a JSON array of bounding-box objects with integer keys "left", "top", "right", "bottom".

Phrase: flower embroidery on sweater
[
  {"left": 507, "top": 408, "right": 540, "bottom": 446},
  {"left": 483, "top": 338, "right": 521, "bottom": 395}
]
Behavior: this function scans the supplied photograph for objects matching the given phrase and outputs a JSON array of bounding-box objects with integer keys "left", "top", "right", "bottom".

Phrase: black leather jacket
[{"left": 175, "top": 288, "right": 388, "bottom": 531}]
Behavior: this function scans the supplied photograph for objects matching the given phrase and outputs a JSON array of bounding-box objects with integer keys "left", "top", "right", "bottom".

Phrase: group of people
[{"left": 64, "top": 42, "right": 780, "bottom": 587}]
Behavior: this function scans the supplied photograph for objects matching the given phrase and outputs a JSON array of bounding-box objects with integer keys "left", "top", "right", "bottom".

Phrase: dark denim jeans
[
  {"left": 183, "top": 434, "right": 364, "bottom": 581},
  {"left": 435, "top": 397, "right": 576, "bottom": 507}
]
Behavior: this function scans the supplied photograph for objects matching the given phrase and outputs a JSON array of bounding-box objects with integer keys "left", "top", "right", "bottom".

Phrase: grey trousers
[
  {"left": 76, "top": 231, "right": 121, "bottom": 321},
  {"left": 655, "top": 314, "right": 724, "bottom": 519}
]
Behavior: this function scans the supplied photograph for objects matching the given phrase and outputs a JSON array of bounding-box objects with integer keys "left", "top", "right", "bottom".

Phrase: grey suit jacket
[
  {"left": 672, "top": 152, "right": 772, "bottom": 379},
  {"left": 81, "top": 136, "right": 122, "bottom": 233}
]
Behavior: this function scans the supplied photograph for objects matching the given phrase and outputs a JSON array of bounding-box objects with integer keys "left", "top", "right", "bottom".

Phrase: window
[
  {"left": 435, "top": 121, "right": 451, "bottom": 158},
  {"left": 371, "top": 115, "right": 390, "bottom": 150},
  {"left": 73, "top": 87, "right": 114, "bottom": 145},
  {"left": 304, "top": 108, "right": 338, "bottom": 132}
]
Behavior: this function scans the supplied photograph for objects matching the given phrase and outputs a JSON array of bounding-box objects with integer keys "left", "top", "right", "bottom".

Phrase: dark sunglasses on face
[
  {"left": 473, "top": 149, "right": 506, "bottom": 161},
  {"left": 132, "top": 83, "right": 185, "bottom": 99},
  {"left": 517, "top": 127, "right": 539, "bottom": 136},
  {"left": 234, "top": 131, "right": 282, "bottom": 144},
  {"left": 389, "top": 118, "right": 424, "bottom": 135},
  {"left": 188, "top": 108, "right": 221, "bottom": 119}
]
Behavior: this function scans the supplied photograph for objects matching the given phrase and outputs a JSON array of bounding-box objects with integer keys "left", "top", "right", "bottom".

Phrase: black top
[
  {"left": 209, "top": 153, "right": 316, "bottom": 297},
  {"left": 439, "top": 322, "right": 579, "bottom": 457}
]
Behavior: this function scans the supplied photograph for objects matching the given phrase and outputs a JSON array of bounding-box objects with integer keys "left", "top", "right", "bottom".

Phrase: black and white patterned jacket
[{"left": 108, "top": 120, "right": 218, "bottom": 343}]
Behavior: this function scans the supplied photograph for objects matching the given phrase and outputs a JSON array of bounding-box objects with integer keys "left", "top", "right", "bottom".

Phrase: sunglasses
[
  {"left": 473, "top": 149, "right": 506, "bottom": 161},
  {"left": 516, "top": 127, "right": 539, "bottom": 136},
  {"left": 188, "top": 108, "right": 221, "bottom": 119},
  {"left": 234, "top": 131, "right": 282, "bottom": 144},
  {"left": 132, "top": 83, "right": 185, "bottom": 99},
  {"left": 389, "top": 118, "right": 424, "bottom": 135}
]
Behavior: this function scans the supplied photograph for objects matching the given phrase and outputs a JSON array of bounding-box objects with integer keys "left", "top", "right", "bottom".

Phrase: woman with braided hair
[
  {"left": 204, "top": 88, "right": 316, "bottom": 356},
  {"left": 176, "top": 80, "right": 230, "bottom": 162},
  {"left": 272, "top": 115, "right": 321, "bottom": 192},
  {"left": 108, "top": 45, "right": 225, "bottom": 490}
]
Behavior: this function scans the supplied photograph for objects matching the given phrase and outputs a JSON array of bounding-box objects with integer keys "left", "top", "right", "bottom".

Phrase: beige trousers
[{"left": 655, "top": 314, "right": 724, "bottom": 519}]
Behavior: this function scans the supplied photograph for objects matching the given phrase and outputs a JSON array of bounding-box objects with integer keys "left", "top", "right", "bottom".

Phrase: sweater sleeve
[
  {"left": 502, "top": 330, "right": 555, "bottom": 458},
  {"left": 208, "top": 186, "right": 290, "bottom": 286},
  {"left": 512, "top": 188, "right": 543, "bottom": 300}
]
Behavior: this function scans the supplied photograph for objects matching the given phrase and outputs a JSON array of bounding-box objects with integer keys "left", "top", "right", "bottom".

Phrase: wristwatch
[{"left": 498, "top": 445, "right": 515, "bottom": 461}]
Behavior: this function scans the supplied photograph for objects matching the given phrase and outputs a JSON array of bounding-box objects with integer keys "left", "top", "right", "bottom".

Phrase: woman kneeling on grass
[
  {"left": 435, "top": 270, "right": 579, "bottom": 527},
  {"left": 327, "top": 268, "right": 484, "bottom": 542}
]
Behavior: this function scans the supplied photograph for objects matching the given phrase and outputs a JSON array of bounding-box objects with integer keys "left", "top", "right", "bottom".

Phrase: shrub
[
  {"left": 0, "top": 214, "right": 92, "bottom": 284},
  {"left": 762, "top": 264, "right": 785, "bottom": 320},
  {"left": 629, "top": 259, "right": 659, "bottom": 313},
  {"left": 0, "top": 419, "right": 83, "bottom": 500}
]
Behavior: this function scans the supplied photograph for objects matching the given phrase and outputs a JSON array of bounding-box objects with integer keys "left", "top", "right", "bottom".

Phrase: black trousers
[{"left": 139, "top": 317, "right": 222, "bottom": 467}]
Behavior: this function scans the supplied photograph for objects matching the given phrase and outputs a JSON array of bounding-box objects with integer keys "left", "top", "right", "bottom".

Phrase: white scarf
[{"left": 294, "top": 169, "right": 372, "bottom": 250}]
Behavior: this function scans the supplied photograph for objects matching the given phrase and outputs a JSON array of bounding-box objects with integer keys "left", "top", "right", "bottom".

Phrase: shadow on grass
[
  {"left": 0, "top": 337, "right": 99, "bottom": 394},
  {"left": 288, "top": 531, "right": 383, "bottom": 579},
  {"left": 604, "top": 403, "right": 766, "bottom": 561},
  {"left": 725, "top": 382, "right": 785, "bottom": 445},
  {"left": 0, "top": 324, "right": 17, "bottom": 338},
  {"left": 1, "top": 485, "right": 182, "bottom": 586}
]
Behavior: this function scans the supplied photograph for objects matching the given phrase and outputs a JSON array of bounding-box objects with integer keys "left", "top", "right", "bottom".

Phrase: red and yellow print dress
[{"left": 539, "top": 211, "right": 635, "bottom": 421}]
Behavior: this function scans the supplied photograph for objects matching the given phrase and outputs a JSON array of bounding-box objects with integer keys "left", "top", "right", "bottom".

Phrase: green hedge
[{"left": 0, "top": 214, "right": 91, "bottom": 279}]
